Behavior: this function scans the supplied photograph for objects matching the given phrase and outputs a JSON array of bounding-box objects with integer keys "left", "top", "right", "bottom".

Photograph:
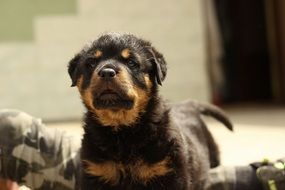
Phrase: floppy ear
[
  {"left": 148, "top": 47, "right": 167, "bottom": 85},
  {"left": 68, "top": 54, "right": 81, "bottom": 87}
]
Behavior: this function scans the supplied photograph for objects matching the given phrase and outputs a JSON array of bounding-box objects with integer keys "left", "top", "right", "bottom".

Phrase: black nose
[{"left": 98, "top": 68, "right": 116, "bottom": 78}]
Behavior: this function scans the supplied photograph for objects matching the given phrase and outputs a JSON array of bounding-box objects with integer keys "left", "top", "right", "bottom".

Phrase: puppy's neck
[
  {"left": 81, "top": 96, "right": 171, "bottom": 164},
  {"left": 84, "top": 96, "right": 168, "bottom": 132}
]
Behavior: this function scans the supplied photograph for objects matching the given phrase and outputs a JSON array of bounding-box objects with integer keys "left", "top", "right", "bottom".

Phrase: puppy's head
[{"left": 68, "top": 32, "right": 167, "bottom": 127}]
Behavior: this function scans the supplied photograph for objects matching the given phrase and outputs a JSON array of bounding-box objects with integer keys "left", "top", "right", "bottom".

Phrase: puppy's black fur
[{"left": 68, "top": 32, "right": 233, "bottom": 190}]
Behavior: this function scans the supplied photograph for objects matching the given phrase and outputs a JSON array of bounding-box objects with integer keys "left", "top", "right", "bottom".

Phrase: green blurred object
[
  {"left": 0, "top": 0, "right": 76, "bottom": 42},
  {"left": 256, "top": 159, "right": 285, "bottom": 190}
]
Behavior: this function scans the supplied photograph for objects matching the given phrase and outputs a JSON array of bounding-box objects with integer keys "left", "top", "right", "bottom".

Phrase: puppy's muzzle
[
  {"left": 92, "top": 63, "right": 134, "bottom": 110},
  {"left": 98, "top": 68, "right": 117, "bottom": 79},
  {"left": 97, "top": 62, "right": 118, "bottom": 80}
]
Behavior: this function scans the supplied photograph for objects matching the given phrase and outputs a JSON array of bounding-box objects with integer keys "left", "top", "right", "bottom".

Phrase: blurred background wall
[
  {"left": 0, "top": 0, "right": 209, "bottom": 121},
  {"left": 2, "top": 0, "right": 284, "bottom": 122},
  {"left": 205, "top": 0, "right": 285, "bottom": 105}
]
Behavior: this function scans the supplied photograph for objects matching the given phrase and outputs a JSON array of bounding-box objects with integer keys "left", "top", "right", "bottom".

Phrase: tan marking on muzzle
[
  {"left": 144, "top": 75, "right": 152, "bottom": 90},
  {"left": 76, "top": 75, "right": 85, "bottom": 93},
  {"left": 77, "top": 75, "right": 96, "bottom": 111},
  {"left": 93, "top": 69, "right": 151, "bottom": 128}
]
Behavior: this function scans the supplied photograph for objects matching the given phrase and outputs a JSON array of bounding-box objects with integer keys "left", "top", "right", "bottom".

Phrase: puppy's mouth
[
  {"left": 99, "top": 89, "right": 120, "bottom": 99},
  {"left": 93, "top": 86, "right": 134, "bottom": 110}
]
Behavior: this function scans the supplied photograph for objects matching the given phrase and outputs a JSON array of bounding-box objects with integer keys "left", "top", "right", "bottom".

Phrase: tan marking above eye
[
  {"left": 121, "top": 48, "right": 131, "bottom": 59},
  {"left": 94, "top": 50, "right": 103, "bottom": 58}
]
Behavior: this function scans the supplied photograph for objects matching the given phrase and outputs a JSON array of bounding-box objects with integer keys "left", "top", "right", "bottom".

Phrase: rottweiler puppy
[{"left": 68, "top": 32, "right": 233, "bottom": 190}]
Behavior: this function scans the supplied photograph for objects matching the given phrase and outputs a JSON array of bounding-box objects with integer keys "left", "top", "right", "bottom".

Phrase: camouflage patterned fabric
[
  {"left": 204, "top": 166, "right": 236, "bottom": 190},
  {"left": 0, "top": 110, "right": 81, "bottom": 190}
]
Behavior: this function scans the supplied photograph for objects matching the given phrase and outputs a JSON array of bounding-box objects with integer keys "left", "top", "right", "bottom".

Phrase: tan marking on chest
[
  {"left": 84, "top": 160, "right": 124, "bottom": 185},
  {"left": 130, "top": 158, "right": 173, "bottom": 184},
  {"left": 84, "top": 158, "right": 172, "bottom": 185}
]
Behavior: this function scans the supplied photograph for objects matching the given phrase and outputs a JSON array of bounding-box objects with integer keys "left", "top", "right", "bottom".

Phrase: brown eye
[
  {"left": 85, "top": 57, "right": 97, "bottom": 69},
  {"left": 127, "top": 60, "right": 137, "bottom": 68}
]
